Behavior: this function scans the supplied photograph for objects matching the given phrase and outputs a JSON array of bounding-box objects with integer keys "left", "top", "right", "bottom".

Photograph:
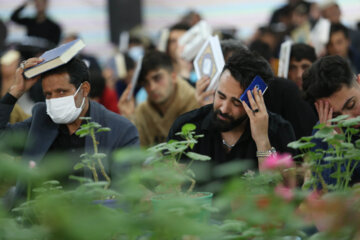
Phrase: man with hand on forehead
[
  {"left": 303, "top": 55, "right": 360, "bottom": 186},
  {"left": 0, "top": 57, "right": 139, "bottom": 206},
  {"left": 168, "top": 49, "right": 296, "bottom": 172}
]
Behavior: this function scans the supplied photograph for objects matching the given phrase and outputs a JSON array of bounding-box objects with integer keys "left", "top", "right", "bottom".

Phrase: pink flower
[
  {"left": 261, "top": 153, "right": 294, "bottom": 170},
  {"left": 275, "top": 184, "right": 294, "bottom": 202},
  {"left": 29, "top": 160, "right": 36, "bottom": 169}
]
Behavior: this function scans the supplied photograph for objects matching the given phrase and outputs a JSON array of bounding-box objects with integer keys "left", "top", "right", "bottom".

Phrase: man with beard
[{"left": 167, "top": 50, "right": 296, "bottom": 176}]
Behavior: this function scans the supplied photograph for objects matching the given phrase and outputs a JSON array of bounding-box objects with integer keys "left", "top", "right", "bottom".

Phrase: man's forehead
[
  {"left": 42, "top": 72, "right": 72, "bottom": 87},
  {"left": 290, "top": 58, "right": 312, "bottom": 65},
  {"left": 318, "top": 87, "right": 355, "bottom": 111}
]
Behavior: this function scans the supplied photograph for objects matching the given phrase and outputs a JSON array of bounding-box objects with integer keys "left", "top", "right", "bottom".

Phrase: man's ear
[{"left": 82, "top": 81, "right": 91, "bottom": 97}]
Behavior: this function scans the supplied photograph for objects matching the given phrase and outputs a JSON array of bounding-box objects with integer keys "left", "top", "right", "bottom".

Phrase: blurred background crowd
[{"left": 0, "top": 0, "right": 359, "bottom": 127}]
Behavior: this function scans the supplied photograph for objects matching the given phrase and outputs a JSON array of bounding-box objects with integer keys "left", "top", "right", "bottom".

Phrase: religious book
[
  {"left": 239, "top": 75, "right": 268, "bottom": 110},
  {"left": 178, "top": 20, "right": 212, "bottom": 61},
  {"left": 277, "top": 40, "right": 292, "bottom": 79},
  {"left": 310, "top": 18, "right": 331, "bottom": 56},
  {"left": 157, "top": 28, "right": 170, "bottom": 52},
  {"left": 119, "top": 31, "right": 130, "bottom": 53},
  {"left": 114, "top": 52, "right": 127, "bottom": 79},
  {"left": 128, "top": 56, "right": 142, "bottom": 100},
  {"left": 24, "top": 38, "right": 85, "bottom": 79},
  {"left": 193, "top": 35, "right": 225, "bottom": 91}
]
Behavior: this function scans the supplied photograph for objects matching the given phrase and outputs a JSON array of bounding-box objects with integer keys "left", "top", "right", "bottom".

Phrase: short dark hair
[
  {"left": 330, "top": 23, "right": 349, "bottom": 39},
  {"left": 41, "top": 56, "right": 90, "bottom": 88},
  {"left": 290, "top": 43, "right": 317, "bottom": 63},
  {"left": 88, "top": 70, "right": 105, "bottom": 99},
  {"left": 169, "top": 22, "right": 190, "bottom": 32},
  {"left": 220, "top": 39, "right": 248, "bottom": 61},
  {"left": 138, "top": 50, "right": 173, "bottom": 85},
  {"left": 223, "top": 49, "right": 274, "bottom": 89},
  {"left": 249, "top": 40, "right": 272, "bottom": 63},
  {"left": 302, "top": 55, "right": 354, "bottom": 103}
]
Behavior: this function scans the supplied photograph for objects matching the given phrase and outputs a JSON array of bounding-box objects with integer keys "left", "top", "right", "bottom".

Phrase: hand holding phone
[{"left": 239, "top": 75, "right": 268, "bottom": 110}]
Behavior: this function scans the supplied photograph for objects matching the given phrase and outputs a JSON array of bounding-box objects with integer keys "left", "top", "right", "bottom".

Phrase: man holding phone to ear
[{"left": 168, "top": 49, "right": 296, "bottom": 173}]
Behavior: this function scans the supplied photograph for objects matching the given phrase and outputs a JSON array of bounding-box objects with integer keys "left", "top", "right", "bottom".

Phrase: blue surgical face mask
[{"left": 128, "top": 46, "right": 144, "bottom": 62}]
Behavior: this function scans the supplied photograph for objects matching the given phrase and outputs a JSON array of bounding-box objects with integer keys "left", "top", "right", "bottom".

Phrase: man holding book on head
[
  {"left": 118, "top": 50, "right": 199, "bottom": 147},
  {"left": 0, "top": 45, "right": 139, "bottom": 207}
]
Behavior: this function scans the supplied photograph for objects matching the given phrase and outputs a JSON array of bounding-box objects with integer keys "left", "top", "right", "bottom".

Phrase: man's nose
[
  {"left": 148, "top": 81, "right": 156, "bottom": 92},
  {"left": 219, "top": 101, "right": 231, "bottom": 114}
]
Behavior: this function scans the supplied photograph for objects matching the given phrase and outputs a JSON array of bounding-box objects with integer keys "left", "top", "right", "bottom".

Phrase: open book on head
[
  {"left": 178, "top": 20, "right": 212, "bottom": 61},
  {"left": 24, "top": 38, "right": 85, "bottom": 79},
  {"left": 127, "top": 56, "right": 143, "bottom": 100},
  {"left": 193, "top": 35, "right": 225, "bottom": 91}
]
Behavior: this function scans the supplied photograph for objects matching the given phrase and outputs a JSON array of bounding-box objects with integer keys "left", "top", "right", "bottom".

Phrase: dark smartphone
[{"left": 239, "top": 75, "right": 268, "bottom": 109}]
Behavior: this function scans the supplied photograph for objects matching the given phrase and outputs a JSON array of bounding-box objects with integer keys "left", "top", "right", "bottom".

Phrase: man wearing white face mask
[{"left": 0, "top": 57, "right": 139, "bottom": 207}]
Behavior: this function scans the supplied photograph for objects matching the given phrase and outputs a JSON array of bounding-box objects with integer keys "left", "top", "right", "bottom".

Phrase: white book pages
[
  {"left": 128, "top": 56, "right": 142, "bottom": 100},
  {"left": 310, "top": 18, "right": 331, "bottom": 56},
  {"left": 114, "top": 53, "right": 127, "bottom": 79},
  {"left": 157, "top": 28, "right": 170, "bottom": 52},
  {"left": 193, "top": 35, "right": 225, "bottom": 92},
  {"left": 178, "top": 20, "right": 212, "bottom": 61},
  {"left": 278, "top": 40, "right": 292, "bottom": 79}
]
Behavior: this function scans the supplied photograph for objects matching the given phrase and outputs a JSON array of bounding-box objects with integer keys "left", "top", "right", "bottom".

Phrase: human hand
[
  {"left": 241, "top": 87, "right": 270, "bottom": 150},
  {"left": 8, "top": 58, "right": 43, "bottom": 99},
  {"left": 314, "top": 100, "right": 333, "bottom": 126},
  {"left": 118, "top": 83, "right": 135, "bottom": 118},
  {"left": 195, "top": 76, "right": 214, "bottom": 106}
]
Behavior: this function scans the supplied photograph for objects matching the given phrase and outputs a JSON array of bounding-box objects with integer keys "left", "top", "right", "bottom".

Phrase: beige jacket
[{"left": 134, "top": 78, "right": 199, "bottom": 147}]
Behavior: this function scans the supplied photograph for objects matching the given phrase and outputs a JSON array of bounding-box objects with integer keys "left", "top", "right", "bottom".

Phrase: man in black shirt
[
  {"left": 11, "top": 0, "right": 62, "bottom": 47},
  {"left": 168, "top": 50, "right": 296, "bottom": 175}
]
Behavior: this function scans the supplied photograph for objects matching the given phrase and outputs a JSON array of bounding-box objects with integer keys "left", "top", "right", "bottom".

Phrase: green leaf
[
  {"left": 314, "top": 127, "right": 334, "bottom": 138},
  {"left": 329, "top": 114, "right": 349, "bottom": 122},
  {"left": 88, "top": 122, "right": 102, "bottom": 128},
  {"left": 313, "top": 122, "right": 326, "bottom": 129},
  {"left": 341, "top": 116, "right": 360, "bottom": 127},
  {"left": 73, "top": 162, "right": 85, "bottom": 170},
  {"left": 287, "top": 140, "right": 315, "bottom": 150},
  {"left": 299, "top": 136, "right": 315, "bottom": 142},
  {"left": 93, "top": 153, "right": 107, "bottom": 159},
  {"left": 185, "top": 152, "right": 211, "bottom": 161},
  {"left": 68, "top": 175, "right": 93, "bottom": 183},
  {"left": 339, "top": 142, "right": 354, "bottom": 149},
  {"left": 324, "top": 156, "right": 345, "bottom": 162},
  {"left": 75, "top": 128, "right": 90, "bottom": 136},
  {"left": 181, "top": 123, "right": 196, "bottom": 134},
  {"left": 96, "top": 127, "right": 111, "bottom": 133},
  {"left": 42, "top": 180, "right": 60, "bottom": 186}
]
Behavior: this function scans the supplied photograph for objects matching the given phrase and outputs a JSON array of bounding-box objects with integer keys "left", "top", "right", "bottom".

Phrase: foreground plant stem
[{"left": 90, "top": 128, "right": 111, "bottom": 189}]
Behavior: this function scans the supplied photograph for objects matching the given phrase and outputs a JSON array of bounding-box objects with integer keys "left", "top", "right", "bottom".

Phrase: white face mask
[{"left": 46, "top": 84, "right": 85, "bottom": 124}]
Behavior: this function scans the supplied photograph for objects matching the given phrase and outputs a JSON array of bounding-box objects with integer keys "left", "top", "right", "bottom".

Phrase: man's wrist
[
  {"left": 256, "top": 147, "right": 276, "bottom": 158},
  {"left": 8, "top": 86, "right": 23, "bottom": 99},
  {"left": 0, "top": 93, "right": 18, "bottom": 105}
]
